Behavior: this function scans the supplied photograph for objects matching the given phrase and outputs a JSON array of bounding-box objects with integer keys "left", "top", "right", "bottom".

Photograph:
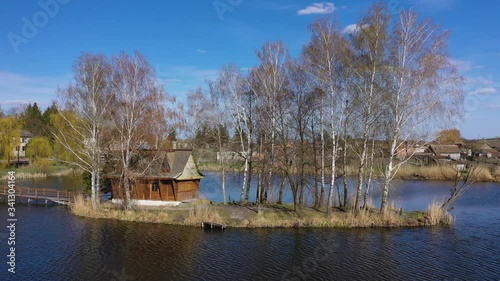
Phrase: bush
[
  {"left": 26, "top": 137, "right": 52, "bottom": 159},
  {"left": 32, "top": 159, "right": 52, "bottom": 174}
]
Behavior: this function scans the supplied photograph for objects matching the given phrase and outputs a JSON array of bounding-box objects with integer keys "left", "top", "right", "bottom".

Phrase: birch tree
[
  {"left": 213, "top": 65, "right": 254, "bottom": 202},
  {"left": 109, "top": 52, "right": 167, "bottom": 208},
  {"left": 349, "top": 3, "right": 390, "bottom": 212},
  {"left": 55, "top": 53, "right": 113, "bottom": 208},
  {"left": 303, "top": 17, "right": 347, "bottom": 212},
  {"left": 286, "top": 59, "right": 316, "bottom": 207},
  {"left": 251, "top": 41, "right": 289, "bottom": 204},
  {"left": 380, "top": 10, "right": 464, "bottom": 214},
  {"left": 187, "top": 87, "right": 230, "bottom": 204}
]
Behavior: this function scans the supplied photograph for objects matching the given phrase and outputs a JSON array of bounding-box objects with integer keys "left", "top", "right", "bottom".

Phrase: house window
[{"left": 152, "top": 181, "right": 160, "bottom": 192}]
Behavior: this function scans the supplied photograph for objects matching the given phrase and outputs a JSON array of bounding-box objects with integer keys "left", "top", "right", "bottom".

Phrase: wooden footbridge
[{"left": 0, "top": 186, "right": 82, "bottom": 205}]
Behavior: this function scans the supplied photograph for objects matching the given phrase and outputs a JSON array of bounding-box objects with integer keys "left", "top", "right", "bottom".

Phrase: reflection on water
[{"left": 0, "top": 175, "right": 499, "bottom": 280}]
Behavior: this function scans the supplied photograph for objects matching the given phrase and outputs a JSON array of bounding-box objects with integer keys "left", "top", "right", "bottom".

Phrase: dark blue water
[{"left": 0, "top": 174, "right": 499, "bottom": 280}]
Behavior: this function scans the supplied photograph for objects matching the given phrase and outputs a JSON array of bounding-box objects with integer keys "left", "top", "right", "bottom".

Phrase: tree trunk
[
  {"left": 95, "top": 170, "right": 100, "bottom": 207},
  {"left": 319, "top": 95, "right": 325, "bottom": 209},
  {"left": 312, "top": 121, "right": 320, "bottom": 209},
  {"left": 278, "top": 176, "right": 286, "bottom": 204},
  {"left": 381, "top": 136, "right": 398, "bottom": 214},
  {"left": 240, "top": 159, "right": 248, "bottom": 202},
  {"left": 91, "top": 172, "right": 97, "bottom": 209},
  {"left": 327, "top": 92, "right": 337, "bottom": 213},
  {"left": 342, "top": 141, "right": 348, "bottom": 208},
  {"left": 363, "top": 138, "right": 376, "bottom": 209}
]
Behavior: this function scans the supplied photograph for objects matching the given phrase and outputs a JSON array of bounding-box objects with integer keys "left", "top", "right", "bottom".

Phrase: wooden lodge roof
[{"left": 106, "top": 149, "right": 204, "bottom": 180}]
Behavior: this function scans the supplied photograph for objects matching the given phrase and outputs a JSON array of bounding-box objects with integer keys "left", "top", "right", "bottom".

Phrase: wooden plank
[{"left": 201, "top": 222, "right": 226, "bottom": 230}]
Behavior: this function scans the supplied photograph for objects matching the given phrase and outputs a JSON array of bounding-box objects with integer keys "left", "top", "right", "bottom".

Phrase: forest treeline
[{"left": 0, "top": 3, "right": 464, "bottom": 213}]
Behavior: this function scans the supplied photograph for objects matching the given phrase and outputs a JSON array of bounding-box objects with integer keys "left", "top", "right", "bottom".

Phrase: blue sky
[{"left": 0, "top": 0, "right": 499, "bottom": 139}]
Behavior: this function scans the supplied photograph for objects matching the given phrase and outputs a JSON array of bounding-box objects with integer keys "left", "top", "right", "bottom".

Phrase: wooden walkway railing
[{"left": 0, "top": 186, "right": 82, "bottom": 205}]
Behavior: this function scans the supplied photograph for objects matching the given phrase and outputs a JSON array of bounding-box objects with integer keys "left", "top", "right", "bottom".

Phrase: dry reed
[
  {"left": 183, "top": 205, "right": 224, "bottom": 226},
  {"left": 71, "top": 194, "right": 172, "bottom": 224},
  {"left": 426, "top": 201, "right": 453, "bottom": 225}
]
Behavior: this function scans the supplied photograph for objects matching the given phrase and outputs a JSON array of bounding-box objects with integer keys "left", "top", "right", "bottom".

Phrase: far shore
[
  {"left": 70, "top": 196, "right": 452, "bottom": 229},
  {"left": 0, "top": 167, "right": 77, "bottom": 180},
  {"left": 198, "top": 162, "right": 500, "bottom": 183}
]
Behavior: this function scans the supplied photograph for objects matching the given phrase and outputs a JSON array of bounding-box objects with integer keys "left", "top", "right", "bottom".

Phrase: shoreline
[
  {"left": 198, "top": 163, "right": 500, "bottom": 183},
  {"left": 0, "top": 167, "right": 77, "bottom": 180},
  {"left": 70, "top": 197, "right": 452, "bottom": 229}
]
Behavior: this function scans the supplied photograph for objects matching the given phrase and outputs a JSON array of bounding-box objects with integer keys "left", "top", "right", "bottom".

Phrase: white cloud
[
  {"left": 448, "top": 58, "right": 483, "bottom": 71},
  {"left": 297, "top": 2, "right": 336, "bottom": 15},
  {"left": 163, "top": 78, "right": 183, "bottom": 83},
  {"left": 466, "top": 75, "right": 495, "bottom": 85},
  {"left": 196, "top": 49, "right": 207, "bottom": 54},
  {"left": 468, "top": 87, "right": 497, "bottom": 95},
  {"left": 0, "top": 71, "right": 70, "bottom": 109},
  {"left": 342, "top": 23, "right": 369, "bottom": 34},
  {"left": 487, "top": 104, "right": 500, "bottom": 110},
  {"left": 154, "top": 65, "right": 219, "bottom": 99}
]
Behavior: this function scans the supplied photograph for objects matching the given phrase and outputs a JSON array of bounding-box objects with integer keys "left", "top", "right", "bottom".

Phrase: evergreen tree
[
  {"left": 41, "top": 102, "right": 59, "bottom": 142},
  {"left": 22, "top": 102, "right": 44, "bottom": 136}
]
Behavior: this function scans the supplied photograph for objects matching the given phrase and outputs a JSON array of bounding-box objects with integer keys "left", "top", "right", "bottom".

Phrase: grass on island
[
  {"left": 70, "top": 195, "right": 453, "bottom": 228},
  {"left": 0, "top": 160, "right": 76, "bottom": 179}
]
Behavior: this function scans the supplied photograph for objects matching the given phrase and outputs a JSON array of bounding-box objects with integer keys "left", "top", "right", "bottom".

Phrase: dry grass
[
  {"left": 183, "top": 205, "right": 224, "bottom": 226},
  {"left": 397, "top": 165, "right": 457, "bottom": 180},
  {"left": 396, "top": 163, "right": 497, "bottom": 182},
  {"left": 237, "top": 208, "right": 411, "bottom": 228},
  {"left": 0, "top": 167, "right": 76, "bottom": 180},
  {"left": 70, "top": 196, "right": 451, "bottom": 229},
  {"left": 426, "top": 201, "right": 453, "bottom": 225},
  {"left": 220, "top": 209, "right": 396, "bottom": 227},
  {"left": 493, "top": 166, "right": 500, "bottom": 177},
  {"left": 471, "top": 166, "right": 494, "bottom": 181},
  {"left": 2, "top": 172, "right": 47, "bottom": 180},
  {"left": 71, "top": 194, "right": 172, "bottom": 224},
  {"left": 51, "top": 168, "right": 79, "bottom": 177}
]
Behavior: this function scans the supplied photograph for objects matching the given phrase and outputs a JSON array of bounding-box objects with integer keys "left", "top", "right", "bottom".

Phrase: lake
[{"left": 0, "top": 172, "right": 499, "bottom": 280}]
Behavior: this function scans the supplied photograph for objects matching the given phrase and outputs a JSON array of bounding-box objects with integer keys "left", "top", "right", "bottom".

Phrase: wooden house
[{"left": 105, "top": 149, "right": 203, "bottom": 206}]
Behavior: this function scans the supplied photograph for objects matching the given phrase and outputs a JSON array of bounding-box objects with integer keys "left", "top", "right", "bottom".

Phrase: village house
[
  {"left": 428, "top": 144, "right": 463, "bottom": 160},
  {"left": 105, "top": 149, "right": 204, "bottom": 207},
  {"left": 396, "top": 142, "right": 429, "bottom": 159},
  {"left": 13, "top": 130, "right": 34, "bottom": 158},
  {"left": 472, "top": 142, "right": 500, "bottom": 159},
  {"left": 486, "top": 140, "right": 500, "bottom": 153}
]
